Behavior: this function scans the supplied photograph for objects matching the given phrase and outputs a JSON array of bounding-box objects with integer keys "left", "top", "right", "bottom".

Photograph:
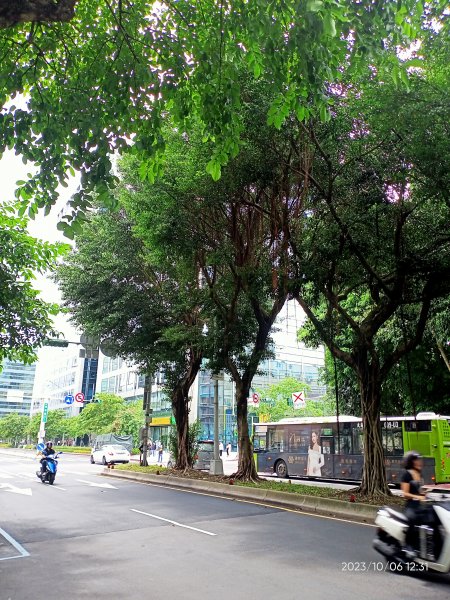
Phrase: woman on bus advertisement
[{"left": 307, "top": 430, "right": 325, "bottom": 476}]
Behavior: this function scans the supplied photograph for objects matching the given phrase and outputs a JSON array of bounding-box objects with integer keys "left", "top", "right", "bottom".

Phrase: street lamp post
[
  {"left": 141, "top": 374, "right": 152, "bottom": 467},
  {"left": 209, "top": 374, "right": 224, "bottom": 475}
]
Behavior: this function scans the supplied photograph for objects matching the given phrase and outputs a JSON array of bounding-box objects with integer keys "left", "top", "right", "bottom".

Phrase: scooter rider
[
  {"left": 40, "top": 441, "right": 56, "bottom": 475},
  {"left": 400, "top": 450, "right": 433, "bottom": 558}
]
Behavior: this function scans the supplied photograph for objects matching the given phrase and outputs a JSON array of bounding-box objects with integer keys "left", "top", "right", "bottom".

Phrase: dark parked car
[{"left": 194, "top": 440, "right": 215, "bottom": 470}]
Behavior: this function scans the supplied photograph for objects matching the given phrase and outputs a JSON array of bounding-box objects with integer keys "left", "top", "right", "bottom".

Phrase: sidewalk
[{"left": 133, "top": 451, "right": 239, "bottom": 476}]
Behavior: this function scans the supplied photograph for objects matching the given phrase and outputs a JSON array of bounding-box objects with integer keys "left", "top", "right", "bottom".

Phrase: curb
[{"left": 101, "top": 469, "right": 377, "bottom": 524}]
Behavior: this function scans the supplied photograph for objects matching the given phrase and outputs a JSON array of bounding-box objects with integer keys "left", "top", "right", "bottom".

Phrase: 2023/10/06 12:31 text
[{"left": 341, "top": 562, "right": 428, "bottom": 572}]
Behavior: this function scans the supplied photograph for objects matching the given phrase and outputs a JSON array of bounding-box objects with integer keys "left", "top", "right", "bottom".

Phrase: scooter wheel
[{"left": 48, "top": 474, "right": 55, "bottom": 485}]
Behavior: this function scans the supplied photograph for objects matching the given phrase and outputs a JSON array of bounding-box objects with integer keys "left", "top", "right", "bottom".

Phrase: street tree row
[
  {"left": 0, "top": 394, "right": 142, "bottom": 447},
  {"left": 1, "top": 3, "right": 449, "bottom": 496},
  {"left": 57, "top": 48, "right": 450, "bottom": 494}
]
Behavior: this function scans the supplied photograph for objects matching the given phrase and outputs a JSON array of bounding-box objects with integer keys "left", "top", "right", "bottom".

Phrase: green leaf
[
  {"left": 206, "top": 159, "right": 221, "bottom": 181},
  {"left": 319, "top": 104, "right": 330, "bottom": 123},
  {"left": 323, "top": 13, "right": 336, "bottom": 37},
  {"left": 404, "top": 58, "right": 423, "bottom": 68},
  {"left": 296, "top": 105, "right": 307, "bottom": 122},
  {"left": 307, "top": 0, "right": 323, "bottom": 12}
]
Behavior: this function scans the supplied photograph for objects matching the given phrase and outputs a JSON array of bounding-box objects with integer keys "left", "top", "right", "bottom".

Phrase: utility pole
[
  {"left": 141, "top": 374, "right": 152, "bottom": 466},
  {"left": 209, "top": 374, "right": 224, "bottom": 475}
]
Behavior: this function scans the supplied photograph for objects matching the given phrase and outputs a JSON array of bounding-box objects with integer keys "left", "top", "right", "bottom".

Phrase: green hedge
[{"left": 54, "top": 446, "right": 91, "bottom": 453}]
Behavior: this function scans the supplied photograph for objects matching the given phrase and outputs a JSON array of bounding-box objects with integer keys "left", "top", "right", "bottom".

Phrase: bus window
[
  {"left": 338, "top": 435, "right": 352, "bottom": 454},
  {"left": 382, "top": 428, "right": 403, "bottom": 455},
  {"left": 321, "top": 437, "right": 334, "bottom": 455},
  {"left": 405, "top": 420, "right": 432, "bottom": 432},
  {"left": 268, "top": 428, "right": 285, "bottom": 452},
  {"left": 253, "top": 429, "right": 267, "bottom": 451},
  {"left": 288, "top": 429, "right": 309, "bottom": 453},
  {"left": 353, "top": 428, "right": 364, "bottom": 454}
]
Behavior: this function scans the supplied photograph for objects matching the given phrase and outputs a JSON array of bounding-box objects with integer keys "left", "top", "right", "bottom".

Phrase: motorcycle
[
  {"left": 373, "top": 494, "right": 450, "bottom": 574},
  {"left": 36, "top": 452, "right": 63, "bottom": 485}
]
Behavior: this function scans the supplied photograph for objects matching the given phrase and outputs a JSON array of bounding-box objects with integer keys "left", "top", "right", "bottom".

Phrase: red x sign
[{"left": 292, "top": 391, "right": 305, "bottom": 407}]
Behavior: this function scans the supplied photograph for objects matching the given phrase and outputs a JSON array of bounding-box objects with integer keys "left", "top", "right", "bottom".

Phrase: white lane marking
[
  {"left": 76, "top": 479, "right": 117, "bottom": 489},
  {"left": 130, "top": 508, "right": 217, "bottom": 536},
  {"left": 123, "top": 479, "right": 376, "bottom": 528},
  {"left": 48, "top": 485, "right": 67, "bottom": 491},
  {"left": 0, "top": 472, "right": 14, "bottom": 479},
  {"left": 0, "top": 527, "right": 30, "bottom": 561},
  {"left": 66, "top": 470, "right": 96, "bottom": 476},
  {"left": 0, "top": 482, "right": 32, "bottom": 496}
]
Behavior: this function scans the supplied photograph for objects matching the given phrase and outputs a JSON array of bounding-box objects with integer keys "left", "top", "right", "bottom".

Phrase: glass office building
[{"left": 0, "top": 360, "right": 36, "bottom": 417}]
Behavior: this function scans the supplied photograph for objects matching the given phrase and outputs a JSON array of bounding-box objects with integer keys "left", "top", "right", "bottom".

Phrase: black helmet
[
  {"left": 403, "top": 450, "right": 422, "bottom": 470},
  {"left": 46, "top": 441, "right": 53, "bottom": 447}
]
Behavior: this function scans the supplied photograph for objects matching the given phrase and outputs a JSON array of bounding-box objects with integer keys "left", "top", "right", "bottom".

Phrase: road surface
[{"left": 1, "top": 451, "right": 448, "bottom": 599}]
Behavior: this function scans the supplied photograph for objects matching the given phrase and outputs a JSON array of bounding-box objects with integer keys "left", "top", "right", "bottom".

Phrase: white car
[{"left": 90, "top": 444, "right": 130, "bottom": 465}]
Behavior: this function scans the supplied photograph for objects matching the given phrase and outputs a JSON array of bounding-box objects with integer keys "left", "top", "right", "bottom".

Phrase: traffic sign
[
  {"left": 42, "top": 402, "right": 49, "bottom": 423},
  {"left": 247, "top": 392, "right": 260, "bottom": 407},
  {"left": 292, "top": 391, "right": 305, "bottom": 409},
  {"left": 75, "top": 392, "right": 85, "bottom": 403},
  {"left": 64, "top": 394, "right": 74, "bottom": 405},
  {"left": 36, "top": 443, "right": 45, "bottom": 452}
]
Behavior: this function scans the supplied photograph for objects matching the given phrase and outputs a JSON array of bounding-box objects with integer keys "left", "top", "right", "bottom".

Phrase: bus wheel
[{"left": 275, "top": 460, "right": 288, "bottom": 478}]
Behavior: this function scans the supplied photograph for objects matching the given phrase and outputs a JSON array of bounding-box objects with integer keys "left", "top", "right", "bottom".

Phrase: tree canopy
[
  {"left": 1, "top": 1, "right": 446, "bottom": 234},
  {"left": 0, "top": 203, "right": 66, "bottom": 364},
  {"left": 290, "top": 61, "right": 450, "bottom": 493}
]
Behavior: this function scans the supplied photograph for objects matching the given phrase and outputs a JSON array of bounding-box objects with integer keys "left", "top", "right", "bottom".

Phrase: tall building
[
  {"left": 31, "top": 346, "right": 98, "bottom": 416},
  {"left": 97, "top": 355, "right": 170, "bottom": 442},
  {"left": 0, "top": 360, "right": 37, "bottom": 417},
  {"left": 95, "top": 301, "right": 325, "bottom": 446},
  {"left": 194, "top": 301, "right": 325, "bottom": 444}
]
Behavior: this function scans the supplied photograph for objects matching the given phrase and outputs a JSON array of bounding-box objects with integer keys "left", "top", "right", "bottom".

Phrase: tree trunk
[
  {"left": 0, "top": 0, "right": 78, "bottom": 28},
  {"left": 171, "top": 350, "right": 203, "bottom": 471},
  {"left": 172, "top": 388, "right": 190, "bottom": 470},
  {"left": 233, "top": 381, "right": 259, "bottom": 481},
  {"left": 357, "top": 361, "right": 391, "bottom": 497}
]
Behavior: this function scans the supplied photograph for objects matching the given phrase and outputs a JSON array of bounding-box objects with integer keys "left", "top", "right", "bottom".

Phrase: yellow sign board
[{"left": 150, "top": 417, "right": 171, "bottom": 426}]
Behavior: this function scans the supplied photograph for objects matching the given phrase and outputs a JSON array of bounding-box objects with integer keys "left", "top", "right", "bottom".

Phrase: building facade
[
  {"left": 31, "top": 346, "right": 98, "bottom": 417},
  {"left": 0, "top": 360, "right": 37, "bottom": 418}
]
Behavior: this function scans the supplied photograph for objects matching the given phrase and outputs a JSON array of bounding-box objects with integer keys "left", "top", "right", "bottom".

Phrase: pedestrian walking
[
  {"left": 226, "top": 442, "right": 231, "bottom": 457},
  {"left": 219, "top": 441, "right": 224, "bottom": 458},
  {"left": 158, "top": 444, "right": 163, "bottom": 463}
]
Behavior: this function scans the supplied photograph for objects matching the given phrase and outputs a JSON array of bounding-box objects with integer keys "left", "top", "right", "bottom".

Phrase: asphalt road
[{"left": 1, "top": 451, "right": 449, "bottom": 600}]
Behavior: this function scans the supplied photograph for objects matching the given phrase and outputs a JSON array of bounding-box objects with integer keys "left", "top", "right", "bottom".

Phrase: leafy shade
[
  {"left": 0, "top": 1, "right": 444, "bottom": 234},
  {"left": 0, "top": 204, "right": 66, "bottom": 364}
]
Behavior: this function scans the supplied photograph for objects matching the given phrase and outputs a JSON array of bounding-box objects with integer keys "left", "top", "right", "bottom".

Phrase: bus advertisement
[{"left": 253, "top": 413, "right": 450, "bottom": 485}]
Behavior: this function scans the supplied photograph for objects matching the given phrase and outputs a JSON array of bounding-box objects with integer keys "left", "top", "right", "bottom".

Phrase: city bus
[{"left": 253, "top": 412, "right": 450, "bottom": 485}]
